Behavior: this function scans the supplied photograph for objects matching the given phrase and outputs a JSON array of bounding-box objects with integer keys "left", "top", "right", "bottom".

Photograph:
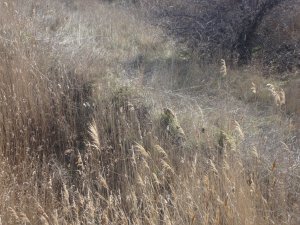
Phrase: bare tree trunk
[{"left": 235, "top": 0, "right": 285, "bottom": 65}]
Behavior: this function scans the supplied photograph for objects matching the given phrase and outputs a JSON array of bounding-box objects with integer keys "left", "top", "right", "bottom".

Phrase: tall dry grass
[{"left": 0, "top": 0, "right": 299, "bottom": 225}]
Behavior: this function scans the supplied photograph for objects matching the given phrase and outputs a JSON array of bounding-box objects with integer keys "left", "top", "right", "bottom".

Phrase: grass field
[{"left": 0, "top": 1, "right": 299, "bottom": 224}]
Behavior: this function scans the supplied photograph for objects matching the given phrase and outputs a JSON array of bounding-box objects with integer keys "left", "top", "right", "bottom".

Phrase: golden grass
[{"left": 0, "top": 0, "right": 299, "bottom": 225}]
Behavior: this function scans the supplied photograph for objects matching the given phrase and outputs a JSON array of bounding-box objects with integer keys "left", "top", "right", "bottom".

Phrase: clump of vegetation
[{"left": 160, "top": 108, "right": 186, "bottom": 145}]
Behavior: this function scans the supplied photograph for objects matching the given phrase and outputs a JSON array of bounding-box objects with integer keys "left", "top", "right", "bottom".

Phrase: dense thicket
[{"left": 136, "top": 0, "right": 300, "bottom": 73}]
